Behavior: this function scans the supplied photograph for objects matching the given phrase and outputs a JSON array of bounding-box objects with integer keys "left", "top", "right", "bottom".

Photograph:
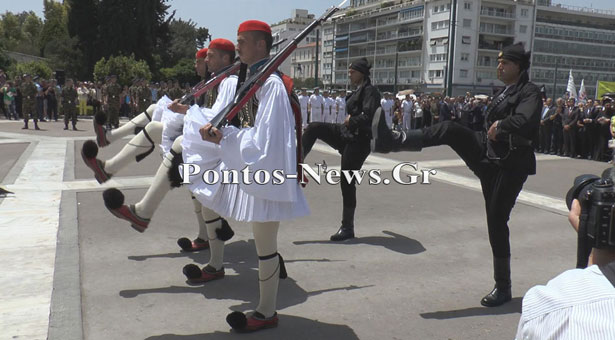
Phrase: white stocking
[
  {"left": 104, "top": 121, "right": 162, "bottom": 175},
  {"left": 107, "top": 104, "right": 156, "bottom": 143},
  {"left": 202, "top": 207, "right": 225, "bottom": 270},
  {"left": 191, "top": 195, "right": 207, "bottom": 240},
  {"left": 253, "top": 221, "right": 280, "bottom": 318},
  {"left": 133, "top": 135, "right": 181, "bottom": 219}
]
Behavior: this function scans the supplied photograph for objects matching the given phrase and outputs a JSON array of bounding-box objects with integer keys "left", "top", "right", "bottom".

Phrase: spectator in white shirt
[
  {"left": 335, "top": 90, "right": 347, "bottom": 124},
  {"left": 297, "top": 88, "right": 309, "bottom": 128},
  {"left": 309, "top": 87, "right": 324, "bottom": 123},
  {"left": 515, "top": 199, "right": 615, "bottom": 340},
  {"left": 323, "top": 90, "right": 336, "bottom": 123},
  {"left": 401, "top": 95, "right": 412, "bottom": 133}
]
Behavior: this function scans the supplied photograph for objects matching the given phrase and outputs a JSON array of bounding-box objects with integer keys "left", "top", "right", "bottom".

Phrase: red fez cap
[
  {"left": 238, "top": 20, "right": 271, "bottom": 35},
  {"left": 208, "top": 39, "right": 235, "bottom": 52},
  {"left": 195, "top": 48, "right": 208, "bottom": 59}
]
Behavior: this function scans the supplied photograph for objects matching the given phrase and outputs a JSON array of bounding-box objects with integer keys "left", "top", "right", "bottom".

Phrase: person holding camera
[
  {"left": 379, "top": 43, "right": 541, "bottom": 307},
  {"left": 515, "top": 178, "right": 615, "bottom": 339}
]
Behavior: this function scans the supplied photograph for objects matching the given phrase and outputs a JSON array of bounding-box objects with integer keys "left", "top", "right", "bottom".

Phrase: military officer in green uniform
[
  {"left": 137, "top": 78, "right": 151, "bottom": 114},
  {"left": 105, "top": 75, "right": 122, "bottom": 128},
  {"left": 62, "top": 79, "right": 79, "bottom": 130},
  {"left": 167, "top": 79, "right": 183, "bottom": 100},
  {"left": 20, "top": 74, "right": 39, "bottom": 130}
]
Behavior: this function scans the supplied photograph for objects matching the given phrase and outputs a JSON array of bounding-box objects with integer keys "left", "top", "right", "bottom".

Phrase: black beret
[
  {"left": 349, "top": 57, "right": 371, "bottom": 76},
  {"left": 498, "top": 43, "right": 531, "bottom": 70}
]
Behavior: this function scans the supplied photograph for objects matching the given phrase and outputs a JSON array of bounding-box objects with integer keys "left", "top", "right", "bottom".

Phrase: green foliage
[
  {"left": 1, "top": 11, "right": 43, "bottom": 56},
  {"left": 93, "top": 54, "right": 152, "bottom": 87},
  {"left": 165, "top": 19, "right": 209, "bottom": 67},
  {"left": 293, "top": 77, "right": 324, "bottom": 89},
  {"left": 158, "top": 57, "right": 199, "bottom": 84},
  {"left": 9, "top": 60, "right": 53, "bottom": 79},
  {"left": 381, "top": 1, "right": 395, "bottom": 8},
  {"left": 40, "top": 0, "right": 69, "bottom": 57}
]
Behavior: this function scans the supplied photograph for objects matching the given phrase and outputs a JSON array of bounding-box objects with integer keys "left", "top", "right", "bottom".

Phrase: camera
[{"left": 566, "top": 168, "right": 615, "bottom": 268}]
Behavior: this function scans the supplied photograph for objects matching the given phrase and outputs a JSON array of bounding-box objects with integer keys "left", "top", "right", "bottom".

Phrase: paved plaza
[{"left": 0, "top": 118, "right": 607, "bottom": 340}]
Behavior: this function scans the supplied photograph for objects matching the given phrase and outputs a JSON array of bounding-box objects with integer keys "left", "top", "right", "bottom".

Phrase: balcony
[
  {"left": 479, "top": 26, "right": 514, "bottom": 36},
  {"left": 480, "top": 9, "right": 515, "bottom": 19}
]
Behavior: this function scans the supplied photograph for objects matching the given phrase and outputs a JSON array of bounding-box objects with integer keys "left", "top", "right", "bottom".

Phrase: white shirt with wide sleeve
[
  {"left": 193, "top": 74, "right": 309, "bottom": 222},
  {"left": 515, "top": 265, "right": 615, "bottom": 340},
  {"left": 181, "top": 76, "right": 237, "bottom": 199}
]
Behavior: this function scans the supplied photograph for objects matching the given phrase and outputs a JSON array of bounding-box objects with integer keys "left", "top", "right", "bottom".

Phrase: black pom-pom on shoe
[
  {"left": 182, "top": 264, "right": 203, "bottom": 280},
  {"left": 82, "top": 140, "right": 99, "bottom": 159},
  {"left": 177, "top": 237, "right": 192, "bottom": 250},
  {"left": 95, "top": 112, "right": 107, "bottom": 126},
  {"left": 102, "top": 188, "right": 125, "bottom": 210},
  {"left": 226, "top": 311, "right": 247, "bottom": 330}
]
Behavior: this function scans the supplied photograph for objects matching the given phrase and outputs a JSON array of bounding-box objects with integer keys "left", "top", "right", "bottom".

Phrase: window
[
  {"left": 434, "top": 4, "right": 451, "bottom": 13},
  {"left": 521, "top": 9, "right": 529, "bottom": 17},
  {"left": 429, "top": 53, "right": 447, "bottom": 62},
  {"left": 462, "top": 36, "right": 471, "bottom": 44},
  {"left": 463, "top": 19, "right": 471, "bottom": 28},
  {"left": 464, "top": 2, "right": 471, "bottom": 10},
  {"left": 431, "top": 20, "right": 449, "bottom": 31},
  {"left": 519, "top": 25, "right": 527, "bottom": 34},
  {"left": 461, "top": 53, "right": 469, "bottom": 61},
  {"left": 428, "top": 70, "right": 443, "bottom": 78},
  {"left": 460, "top": 69, "right": 468, "bottom": 78}
]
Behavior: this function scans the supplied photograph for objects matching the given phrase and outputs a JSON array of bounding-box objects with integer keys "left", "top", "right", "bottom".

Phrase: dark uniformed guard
[
  {"left": 384, "top": 43, "right": 542, "bottom": 307},
  {"left": 302, "top": 57, "right": 381, "bottom": 241},
  {"left": 105, "top": 75, "right": 122, "bottom": 128},
  {"left": 167, "top": 80, "right": 183, "bottom": 100},
  {"left": 62, "top": 79, "right": 78, "bottom": 130},
  {"left": 20, "top": 74, "right": 39, "bottom": 130}
]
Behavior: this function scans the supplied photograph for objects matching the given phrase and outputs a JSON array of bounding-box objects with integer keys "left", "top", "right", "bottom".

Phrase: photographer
[{"left": 515, "top": 197, "right": 615, "bottom": 339}]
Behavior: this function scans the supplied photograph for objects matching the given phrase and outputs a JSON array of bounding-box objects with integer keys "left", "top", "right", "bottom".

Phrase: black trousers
[
  {"left": 421, "top": 121, "right": 528, "bottom": 259},
  {"left": 302, "top": 122, "right": 371, "bottom": 211},
  {"left": 563, "top": 127, "right": 577, "bottom": 157},
  {"left": 539, "top": 123, "right": 552, "bottom": 153},
  {"left": 551, "top": 123, "right": 563, "bottom": 154}
]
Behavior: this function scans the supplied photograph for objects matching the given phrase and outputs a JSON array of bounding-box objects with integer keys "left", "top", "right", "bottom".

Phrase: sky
[{"left": 3, "top": 0, "right": 615, "bottom": 42}]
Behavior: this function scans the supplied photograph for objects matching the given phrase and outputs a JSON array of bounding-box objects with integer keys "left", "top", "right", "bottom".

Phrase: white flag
[
  {"left": 567, "top": 69, "right": 577, "bottom": 99},
  {"left": 578, "top": 79, "right": 586, "bottom": 102}
]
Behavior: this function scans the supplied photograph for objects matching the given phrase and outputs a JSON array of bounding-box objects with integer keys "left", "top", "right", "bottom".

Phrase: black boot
[
  {"left": 64, "top": 123, "right": 69, "bottom": 130},
  {"left": 34, "top": 120, "right": 40, "bottom": 130},
  {"left": 22, "top": 119, "right": 28, "bottom": 129},
  {"left": 396, "top": 129, "right": 423, "bottom": 151},
  {"left": 480, "top": 257, "right": 512, "bottom": 307},
  {"left": 330, "top": 207, "right": 355, "bottom": 241},
  {"left": 72, "top": 123, "right": 78, "bottom": 131}
]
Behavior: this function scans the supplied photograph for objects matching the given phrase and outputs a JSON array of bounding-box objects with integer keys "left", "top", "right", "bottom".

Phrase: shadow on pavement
[
  {"left": 120, "top": 241, "right": 373, "bottom": 312},
  {"left": 293, "top": 230, "right": 426, "bottom": 255},
  {"left": 420, "top": 297, "right": 522, "bottom": 319},
  {"left": 145, "top": 314, "right": 359, "bottom": 340}
]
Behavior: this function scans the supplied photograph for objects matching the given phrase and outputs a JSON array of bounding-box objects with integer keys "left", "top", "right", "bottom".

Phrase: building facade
[{"left": 274, "top": 1, "right": 615, "bottom": 98}]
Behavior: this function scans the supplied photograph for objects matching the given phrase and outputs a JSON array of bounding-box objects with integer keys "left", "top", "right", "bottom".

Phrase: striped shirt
[{"left": 515, "top": 265, "right": 615, "bottom": 340}]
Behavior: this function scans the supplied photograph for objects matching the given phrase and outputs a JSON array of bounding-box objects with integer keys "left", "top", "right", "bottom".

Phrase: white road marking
[{"left": 310, "top": 143, "right": 568, "bottom": 214}]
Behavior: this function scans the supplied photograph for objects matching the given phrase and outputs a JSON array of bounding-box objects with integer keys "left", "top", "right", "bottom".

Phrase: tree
[
  {"left": 40, "top": 0, "right": 69, "bottom": 57},
  {"left": 9, "top": 60, "right": 53, "bottom": 79},
  {"left": 66, "top": 0, "right": 99, "bottom": 78},
  {"left": 159, "top": 57, "right": 199, "bottom": 84},
  {"left": 165, "top": 19, "right": 209, "bottom": 67},
  {"left": 96, "top": 0, "right": 172, "bottom": 71},
  {"left": 93, "top": 54, "right": 152, "bottom": 87}
]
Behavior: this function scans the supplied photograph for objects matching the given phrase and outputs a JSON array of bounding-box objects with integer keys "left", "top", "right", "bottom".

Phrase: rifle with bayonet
[{"left": 208, "top": 1, "right": 347, "bottom": 130}]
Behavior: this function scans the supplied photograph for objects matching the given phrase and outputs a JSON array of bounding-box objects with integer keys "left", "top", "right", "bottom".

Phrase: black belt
[{"left": 509, "top": 134, "right": 532, "bottom": 148}]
